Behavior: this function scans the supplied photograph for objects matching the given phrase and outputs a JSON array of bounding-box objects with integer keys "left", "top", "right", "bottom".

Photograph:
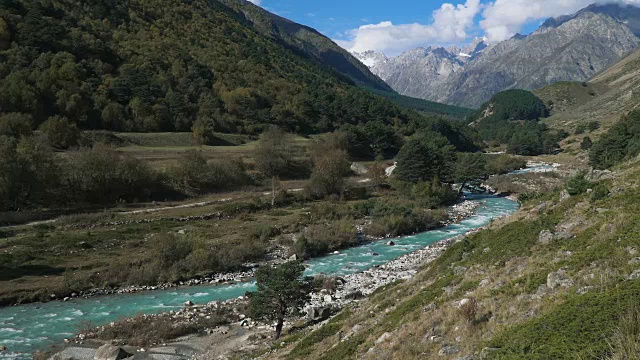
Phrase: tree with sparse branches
[
  {"left": 253, "top": 127, "right": 298, "bottom": 206},
  {"left": 247, "top": 261, "right": 313, "bottom": 339}
]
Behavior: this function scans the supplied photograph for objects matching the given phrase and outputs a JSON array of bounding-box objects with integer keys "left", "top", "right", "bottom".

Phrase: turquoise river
[{"left": 0, "top": 193, "right": 519, "bottom": 358}]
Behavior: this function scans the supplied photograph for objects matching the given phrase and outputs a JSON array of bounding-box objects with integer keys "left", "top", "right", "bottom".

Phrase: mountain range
[{"left": 354, "top": 3, "right": 640, "bottom": 108}]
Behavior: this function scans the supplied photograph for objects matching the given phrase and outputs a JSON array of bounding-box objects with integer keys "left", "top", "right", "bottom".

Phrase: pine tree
[{"left": 248, "top": 261, "right": 313, "bottom": 339}]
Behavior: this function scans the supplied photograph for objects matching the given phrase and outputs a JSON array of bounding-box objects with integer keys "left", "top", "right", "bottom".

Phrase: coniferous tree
[{"left": 248, "top": 261, "right": 313, "bottom": 339}]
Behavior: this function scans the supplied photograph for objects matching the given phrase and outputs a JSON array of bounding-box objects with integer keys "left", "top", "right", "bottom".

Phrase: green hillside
[
  {"left": 218, "top": 0, "right": 392, "bottom": 92},
  {"left": 0, "top": 0, "right": 428, "bottom": 135}
]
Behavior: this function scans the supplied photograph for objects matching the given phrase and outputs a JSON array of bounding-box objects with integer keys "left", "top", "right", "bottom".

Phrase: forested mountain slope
[
  {"left": 0, "top": 0, "right": 439, "bottom": 135},
  {"left": 218, "top": 0, "right": 392, "bottom": 92}
]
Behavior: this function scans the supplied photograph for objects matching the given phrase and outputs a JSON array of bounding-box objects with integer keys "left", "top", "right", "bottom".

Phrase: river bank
[
  {"left": 3, "top": 200, "right": 479, "bottom": 308},
  {"left": 52, "top": 202, "right": 499, "bottom": 360},
  {"left": 0, "top": 195, "right": 517, "bottom": 359}
]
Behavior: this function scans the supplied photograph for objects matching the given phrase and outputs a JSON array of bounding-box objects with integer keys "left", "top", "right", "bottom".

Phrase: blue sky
[{"left": 251, "top": 0, "right": 639, "bottom": 56}]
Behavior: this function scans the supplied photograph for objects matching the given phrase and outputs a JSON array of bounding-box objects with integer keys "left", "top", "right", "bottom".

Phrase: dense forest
[
  {"left": 0, "top": 0, "right": 448, "bottom": 136},
  {"left": 469, "top": 90, "right": 564, "bottom": 155}
]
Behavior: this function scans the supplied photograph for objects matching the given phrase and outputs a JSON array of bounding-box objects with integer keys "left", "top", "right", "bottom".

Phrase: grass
[
  {"left": 80, "top": 310, "right": 234, "bottom": 347},
  {"left": 488, "top": 280, "right": 640, "bottom": 359},
  {"left": 287, "top": 309, "right": 352, "bottom": 359},
  {"left": 267, "top": 157, "right": 640, "bottom": 359}
]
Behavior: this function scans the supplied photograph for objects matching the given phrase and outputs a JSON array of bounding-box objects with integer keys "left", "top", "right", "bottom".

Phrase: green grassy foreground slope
[{"left": 266, "top": 159, "right": 640, "bottom": 359}]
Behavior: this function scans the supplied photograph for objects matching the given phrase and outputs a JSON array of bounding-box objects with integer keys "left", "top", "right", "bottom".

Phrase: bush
[
  {"left": 167, "top": 150, "right": 251, "bottom": 195},
  {"left": 0, "top": 113, "right": 32, "bottom": 138},
  {"left": 485, "top": 154, "right": 527, "bottom": 175},
  {"left": 295, "top": 220, "right": 358, "bottom": 258},
  {"left": 459, "top": 297, "right": 479, "bottom": 324},
  {"left": 365, "top": 209, "right": 446, "bottom": 238},
  {"left": 64, "top": 146, "right": 164, "bottom": 204},
  {"left": 306, "top": 139, "right": 351, "bottom": 198},
  {"left": 591, "top": 182, "right": 609, "bottom": 202},
  {"left": 566, "top": 172, "right": 591, "bottom": 196},
  {"left": 519, "top": 191, "right": 542, "bottom": 202},
  {"left": 38, "top": 116, "right": 80, "bottom": 149},
  {"left": 581, "top": 136, "right": 593, "bottom": 150}
]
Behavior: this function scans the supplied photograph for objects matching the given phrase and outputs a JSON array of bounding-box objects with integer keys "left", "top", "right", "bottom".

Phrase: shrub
[
  {"left": 295, "top": 220, "right": 357, "bottom": 258},
  {"left": 167, "top": 150, "right": 251, "bottom": 195},
  {"left": 485, "top": 154, "right": 527, "bottom": 175},
  {"left": 64, "top": 146, "right": 164, "bottom": 204},
  {"left": 306, "top": 140, "right": 351, "bottom": 198},
  {"left": 581, "top": 136, "right": 593, "bottom": 150},
  {"left": 38, "top": 116, "right": 80, "bottom": 149},
  {"left": 519, "top": 191, "right": 542, "bottom": 202},
  {"left": 566, "top": 172, "right": 591, "bottom": 196},
  {"left": 591, "top": 182, "right": 609, "bottom": 202},
  {"left": 459, "top": 297, "right": 479, "bottom": 324}
]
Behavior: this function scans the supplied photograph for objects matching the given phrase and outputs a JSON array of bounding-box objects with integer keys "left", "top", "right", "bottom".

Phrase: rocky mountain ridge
[{"left": 354, "top": 4, "right": 640, "bottom": 108}]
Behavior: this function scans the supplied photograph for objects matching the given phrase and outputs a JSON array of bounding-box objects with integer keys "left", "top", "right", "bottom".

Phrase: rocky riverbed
[
  {"left": 34, "top": 200, "right": 480, "bottom": 307},
  {"left": 64, "top": 202, "right": 483, "bottom": 349}
]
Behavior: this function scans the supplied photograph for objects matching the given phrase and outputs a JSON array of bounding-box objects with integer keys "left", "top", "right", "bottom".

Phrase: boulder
[
  {"left": 547, "top": 269, "right": 573, "bottom": 289},
  {"left": 184, "top": 301, "right": 194, "bottom": 307},
  {"left": 288, "top": 254, "right": 298, "bottom": 261},
  {"left": 375, "top": 332, "right": 393, "bottom": 345},
  {"left": 453, "top": 266, "right": 468, "bottom": 276},
  {"left": 94, "top": 344, "right": 131, "bottom": 360},
  {"left": 559, "top": 190, "right": 570, "bottom": 202},
  {"left": 554, "top": 231, "right": 573, "bottom": 241},
  {"left": 387, "top": 241, "right": 396, "bottom": 246},
  {"left": 343, "top": 290, "right": 364, "bottom": 300},
  {"left": 350, "top": 162, "right": 369, "bottom": 175},
  {"left": 438, "top": 345, "right": 460, "bottom": 356},
  {"left": 538, "top": 230, "right": 554, "bottom": 244},
  {"left": 307, "top": 306, "right": 332, "bottom": 322}
]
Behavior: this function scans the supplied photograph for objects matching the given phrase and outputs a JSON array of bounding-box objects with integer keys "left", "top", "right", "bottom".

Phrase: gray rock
[
  {"left": 350, "top": 162, "right": 369, "bottom": 175},
  {"left": 288, "top": 254, "right": 298, "bottom": 261},
  {"left": 453, "top": 266, "right": 468, "bottom": 276},
  {"left": 343, "top": 290, "right": 364, "bottom": 300},
  {"left": 547, "top": 269, "right": 574, "bottom": 289},
  {"left": 49, "top": 347, "right": 95, "bottom": 360},
  {"left": 307, "top": 306, "right": 332, "bottom": 322},
  {"left": 559, "top": 190, "right": 571, "bottom": 202},
  {"left": 439, "top": 345, "right": 460, "bottom": 356},
  {"left": 94, "top": 344, "right": 132, "bottom": 360},
  {"left": 539, "top": 230, "right": 554, "bottom": 244},
  {"left": 554, "top": 231, "right": 574, "bottom": 241},
  {"left": 375, "top": 332, "right": 393, "bottom": 345},
  {"left": 628, "top": 270, "right": 640, "bottom": 280}
]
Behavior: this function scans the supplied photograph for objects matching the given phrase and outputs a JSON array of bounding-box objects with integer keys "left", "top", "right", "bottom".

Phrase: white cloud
[
  {"left": 248, "top": 0, "right": 261, "bottom": 5},
  {"left": 481, "top": 0, "right": 640, "bottom": 42},
  {"left": 337, "top": 0, "right": 481, "bottom": 55}
]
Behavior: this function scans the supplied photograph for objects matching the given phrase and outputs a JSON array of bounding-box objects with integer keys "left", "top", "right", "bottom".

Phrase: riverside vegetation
[
  {"left": 0, "top": 120, "right": 526, "bottom": 307},
  {"left": 253, "top": 108, "right": 640, "bottom": 360}
]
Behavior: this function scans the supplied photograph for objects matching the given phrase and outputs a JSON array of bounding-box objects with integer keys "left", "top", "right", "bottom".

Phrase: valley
[{"left": 2, "top": 0, "right": 640, "bottom": 359}]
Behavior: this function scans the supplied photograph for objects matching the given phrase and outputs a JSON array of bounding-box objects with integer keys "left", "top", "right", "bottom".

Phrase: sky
[{"left": 248, "top": 0, "right": 640, "bottom": 56}]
